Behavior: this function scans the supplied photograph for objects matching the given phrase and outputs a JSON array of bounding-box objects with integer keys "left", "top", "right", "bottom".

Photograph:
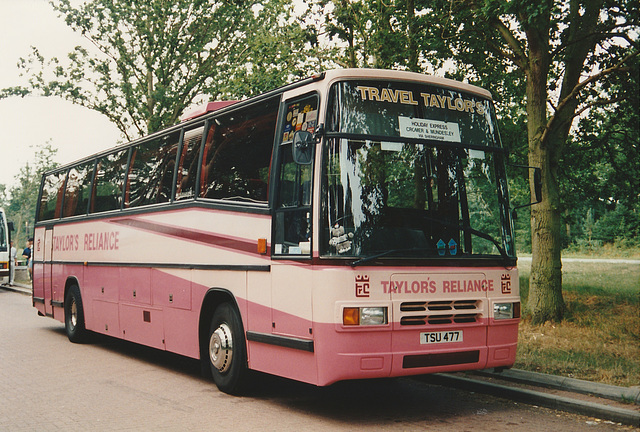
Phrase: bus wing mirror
[
  {"left": 510, "top": 165, "right": 543, "bottom": 219},
  {"left": 292, "top": 130, "right": 314, "bottom": 165},
  {"left": 7, "top": 222, "right": 14, "bottom": 231},
  {"left": 533, "top": 167, "right": 542, "bottom": 204}
]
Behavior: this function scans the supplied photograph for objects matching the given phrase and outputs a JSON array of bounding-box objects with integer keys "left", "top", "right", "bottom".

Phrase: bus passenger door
[
  {"left": 271, "top": 94, "right": 317, "bottom": 340},
  {"left": 32, "top": 228, "right": 45, "bottom": 315},
  {"left": 43, "top": 227, "right": 54, "bottom": 316}
]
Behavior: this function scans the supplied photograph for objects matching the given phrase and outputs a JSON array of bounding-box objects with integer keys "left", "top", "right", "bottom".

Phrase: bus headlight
[
  {"left": 343, "top": 307, "right": 388, "bottom": 326},
  {"left": 493, "top": 302, "right": 520, "bottom": 320}
]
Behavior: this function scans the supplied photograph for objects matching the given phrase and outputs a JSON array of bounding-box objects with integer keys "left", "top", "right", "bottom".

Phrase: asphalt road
[{"left": 0, "top": 288, "right": 632, "bottom": 431}]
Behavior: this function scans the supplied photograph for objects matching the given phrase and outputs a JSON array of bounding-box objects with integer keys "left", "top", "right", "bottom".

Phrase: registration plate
[{"left": 420, "top": 330, "right": 463, "bottom": 344}]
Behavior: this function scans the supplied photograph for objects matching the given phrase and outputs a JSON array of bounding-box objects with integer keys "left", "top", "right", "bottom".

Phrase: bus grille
[{"left": 399, "top": 300, "right": 481, "bottom": 326}]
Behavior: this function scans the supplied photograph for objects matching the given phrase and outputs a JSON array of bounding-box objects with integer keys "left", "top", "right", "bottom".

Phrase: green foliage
[
  {"left": 312, "top": 0, "right": 448, "bottom": 70},
  {"left": 560, "top": 53, "right": 639, "bottom": 249},
  {"left": 3, "top": 144, "right": 58, "bottom": 249},
  {"left": 592, "top": 204, "right": 640, "bottom": 246},
  {"left": 216, "top": 0, "right": 324, "bottom": 98}
]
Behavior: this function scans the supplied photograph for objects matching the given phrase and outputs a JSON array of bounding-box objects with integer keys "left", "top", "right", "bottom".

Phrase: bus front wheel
[
  {"left": 64, "top": 285, "right": 89, "bottom": 343},
  {"left": 208, "top": 302, "right": 248, "bottom": 394}
]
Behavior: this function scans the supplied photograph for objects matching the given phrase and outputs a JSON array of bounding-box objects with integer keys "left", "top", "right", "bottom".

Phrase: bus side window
[
  {"left": 199, "top": 96, "right": 279, "bottom": 203},
  {"left": 157, "top": 132, "right": 181, "bottom": 203},
  {"left": 126, "top": 131, "right": 180, "bottom": 208},
  {"left": 199, "top": 123, "right": 217, "bottom": 198},
  {"left": 63, "top": 161, "right": 95, "bottom": 217},
  {"left": 273, "top": 94, "right": 318, "bottom": 255},
  {"left": 91, "top": 150, "right": 128, "bottom": 213},
  {"left": 38, "top": 170, "right": 68, "bottom": 221},
  {"left": 175, "top": 125, "right": 204, "bottom": 201}
]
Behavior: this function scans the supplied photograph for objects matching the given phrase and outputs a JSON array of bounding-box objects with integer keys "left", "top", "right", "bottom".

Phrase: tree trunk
[
  {"left": 528, "top": 143, "right": 565, "bottom": 322},
  {"left": 524, "top": 11, "right": 566, "bottom": 323}
]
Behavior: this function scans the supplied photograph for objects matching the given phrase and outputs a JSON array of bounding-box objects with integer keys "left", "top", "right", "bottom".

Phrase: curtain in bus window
[
  {"left": 200, "top": 96, "right": 279, "bottom": 203},
  {"left": 63, "top": 161, "right": 95, "bottom": 217},
  {"left": 91, "top": 150, "right": 128, "bottom": 213},
  {"left": 38, "top": 171, "right": 68, "bottom": 221},
  {"left": 175, "top": 125, "right": 204, "bottom": 201},
  {"left": 126, "top": 131, "right": 180, "bottom": 208}
]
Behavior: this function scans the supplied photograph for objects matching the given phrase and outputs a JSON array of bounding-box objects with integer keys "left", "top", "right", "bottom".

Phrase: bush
[{"left": 592, "top": 204, "right": 639, "bottom": 246}]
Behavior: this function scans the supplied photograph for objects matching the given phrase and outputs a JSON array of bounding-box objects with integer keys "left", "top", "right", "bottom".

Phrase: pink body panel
[{"left": 33, "top": 208, "right": 519, "bottom": 387}]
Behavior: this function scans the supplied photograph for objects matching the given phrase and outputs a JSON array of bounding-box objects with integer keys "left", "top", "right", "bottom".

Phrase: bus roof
[{"left": 321, "top": 68, "right": 493, "bottom": 99}]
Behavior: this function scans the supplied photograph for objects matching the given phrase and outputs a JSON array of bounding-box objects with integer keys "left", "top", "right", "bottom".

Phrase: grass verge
[{"left": 516, "top": 260, "right": 640, "bottom": 387}]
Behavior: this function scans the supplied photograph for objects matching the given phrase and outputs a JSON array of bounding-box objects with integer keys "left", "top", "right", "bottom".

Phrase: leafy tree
[
  {"left": 562, "top": 60, "right": 639, "bottom": 225},
  {"left": 217, "top": 2, "right": 327, "bottom": 97},
  {"left": 2, "top": 0, "right": 312, "bottom": 140},
  {"left": 0, "top": 185, "right": 8, "bottom": 209},
  {"left": 561, "top": 64, "right": 639, "bottom": 249},
  {"left": 5, "top": 144, "right": 58, "bottom": 249},
  {"left": 593, "top": 205, "right": 640, "bottom": 245},
  {"left": 314, "top": 0, "right": 445, "bottom": 71}
]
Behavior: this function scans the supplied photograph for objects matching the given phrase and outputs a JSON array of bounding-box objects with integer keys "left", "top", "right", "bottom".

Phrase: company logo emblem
[
  {"left": 501, "top": 274, "right": 512, "bottom": 294},
  {"left": 355, "top": 275, "right": 370, "bottom": 298}
]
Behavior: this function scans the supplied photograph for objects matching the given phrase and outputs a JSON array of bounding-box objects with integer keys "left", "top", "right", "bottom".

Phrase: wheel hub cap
[
  {"left": 70, "top": 300, "right": 78, "bottom": 328},
  {"left": 209, "top": 323, "right": 233, "bottom": 373}
]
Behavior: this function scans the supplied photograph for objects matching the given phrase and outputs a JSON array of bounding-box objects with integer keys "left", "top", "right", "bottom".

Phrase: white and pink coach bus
[{"left": 33, "top": 69, "right": 524, "bottom": 394}]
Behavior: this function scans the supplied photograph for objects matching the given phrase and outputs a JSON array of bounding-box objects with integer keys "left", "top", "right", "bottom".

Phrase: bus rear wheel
[
  {"left": 208, "top": 302, "right": 248, "bottom": 394},
  {"left": 64, "top": 285, "right": 89, "bottom": 343}
]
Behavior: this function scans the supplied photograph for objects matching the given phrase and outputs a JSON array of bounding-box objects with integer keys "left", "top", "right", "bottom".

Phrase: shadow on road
[{"left": 42, "top": 324, "right": 508, "bottom": 426}]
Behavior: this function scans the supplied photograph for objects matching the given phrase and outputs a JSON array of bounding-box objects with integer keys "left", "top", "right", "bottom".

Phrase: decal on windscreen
[
  {"left": 355, "top": 85, "right": 487, "bottom": 115},
  {"left": 398, "top": 117, "right": 461, "bottom": 143}
]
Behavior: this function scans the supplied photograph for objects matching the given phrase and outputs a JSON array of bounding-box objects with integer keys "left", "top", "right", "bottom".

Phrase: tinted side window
[
  {"left": 63, "top": 161, "right": 95, "bottom": 217},
  {"left": 200, "top": 96, "right": 279, "bottom": 203},
  {"left": 38, "top": 171, "right": 68, "bottom": 221},
  {"left": 175, "top": 125, "right": 204, "bottom": 201},
  {"left": 91, "top": 150, "right": 128, "bottom": 213},
  {"left": 126, "top": 131, "right": 180, "bottom": 208}
]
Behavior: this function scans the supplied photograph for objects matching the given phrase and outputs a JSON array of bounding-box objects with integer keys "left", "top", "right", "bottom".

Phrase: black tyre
[
  {"left": 64, "top": 285, "right": 89, "bottom": 343},
  {"left": 208, "top": 302, "right": 248, "bottom": 394}
]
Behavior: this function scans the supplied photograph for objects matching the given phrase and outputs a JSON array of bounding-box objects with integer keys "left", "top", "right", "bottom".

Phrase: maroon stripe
[{"left": 112, "top": 218, "right": 261, "bottom": 255}]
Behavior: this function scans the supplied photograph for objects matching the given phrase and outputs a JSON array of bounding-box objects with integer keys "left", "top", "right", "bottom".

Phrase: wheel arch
[
  {"left": 63, "top": 277, "right": 90, "bottom": 343},
  {"left": 64, "top": 276, "right": 81, "bottom": 307},
  {"left": 198, "top": 288, "right": 245, "bottom": 376}
]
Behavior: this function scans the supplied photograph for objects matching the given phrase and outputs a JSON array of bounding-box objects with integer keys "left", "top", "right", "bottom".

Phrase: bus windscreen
[{"left": 322, "top": 80, "right": 513, "bottom": 261}]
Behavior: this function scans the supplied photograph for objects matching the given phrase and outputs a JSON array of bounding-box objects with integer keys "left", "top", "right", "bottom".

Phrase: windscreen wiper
[
  {"left": 351, "top": 247, "right": 437, "bottom": 267},
  {"left": 350, "top": 220, "right": 511, "bottom": 267}
]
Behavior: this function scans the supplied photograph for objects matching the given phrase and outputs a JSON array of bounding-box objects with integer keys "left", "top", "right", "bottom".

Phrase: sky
[{"left": 0, "top": 0, "right": 121, "bottom": 190}]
